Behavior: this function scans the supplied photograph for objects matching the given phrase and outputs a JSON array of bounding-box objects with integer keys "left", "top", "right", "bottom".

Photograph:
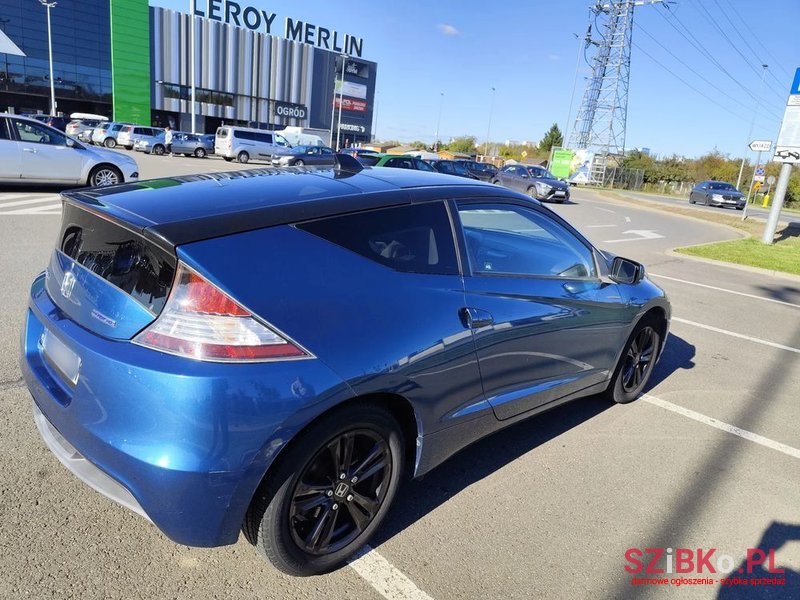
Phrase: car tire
[
  {"left": 688, "top": 195, "right": 695, "bottom": 204},
  {"left": 243, "top": 404, "right": 404, "bottom": 577},
  {"left": 704, "top": 196, "right": 711, "bottom": 206},
  {"left": 604, "top": 317, "right": 662, "bottom": 404},
  {"left": 194, "top": 148, "right": 207, "bottom": 158},
  {"left": 88, "top": 165, "right": 122, "bottom": 187},
  {"left": 526, "top": 186, "right": 539, "bottom": 200},
  {"left": 104, "top": 138, "right": 116, "bottom": 149},
  {"left": 238, "top": 151, "right": 250, "bottom": 164},
  {"left": 224, "top": 157, "right": 233, "bottom": 162},
  {"left": 152, "top": 145, "right": 165, "bottom": 156},
  {"left": 295, "top": 159, "right": 305, "bottom": 166}
]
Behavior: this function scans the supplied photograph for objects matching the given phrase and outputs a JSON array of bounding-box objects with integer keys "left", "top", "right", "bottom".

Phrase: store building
[{"left": 0, "top": 0, "right": 376, "bottom": 145}]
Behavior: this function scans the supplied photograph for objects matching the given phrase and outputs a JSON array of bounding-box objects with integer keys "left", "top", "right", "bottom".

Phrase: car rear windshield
[
  {"left": 57, "top": 203, "right": 177, "bottom": 313},
  {"left": 216, "top": 128, "right": 229, "bottom": 138},
  {"left": 357, "top": 155, "right": 381, "bottom": 166}
]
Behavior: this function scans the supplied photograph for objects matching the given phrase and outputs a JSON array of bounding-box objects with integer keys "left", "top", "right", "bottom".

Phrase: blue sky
[{"left": 152, "top": 0, "right": 799, "bottom": 158}]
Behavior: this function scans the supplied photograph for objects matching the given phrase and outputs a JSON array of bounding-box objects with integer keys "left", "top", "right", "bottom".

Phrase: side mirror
[
  {"left": 521, "top": 173, "right": 529, "bottom": 179},
  {"left": 66, "top": 138, "right": 76, "bottom": 148},
  {"left": 610, "top": 256, "right": 645, "bottom": 284}
]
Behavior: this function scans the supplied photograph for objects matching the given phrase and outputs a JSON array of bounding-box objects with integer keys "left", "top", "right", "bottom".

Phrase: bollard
[{"left": 762, "top": 193, "right": 770, "bottom": 207}]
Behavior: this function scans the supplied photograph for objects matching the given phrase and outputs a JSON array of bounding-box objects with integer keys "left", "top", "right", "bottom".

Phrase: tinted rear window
[
  {"left": 297, "top": 202, "right": 458, "bottom": 275},
  {"left": 58, "top": 204, "right": 176, "bottom": 313},
  {"left": 358, "top": 155, "right": 381, "bottom": 166},
  {"left": 216, "top": 128, "right": 229, "bottom": 138}
]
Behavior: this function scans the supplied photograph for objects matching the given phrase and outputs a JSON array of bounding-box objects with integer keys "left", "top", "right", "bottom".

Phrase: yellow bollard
[{"left": 762, "top": 193, "right": 770, "bottom": 207}]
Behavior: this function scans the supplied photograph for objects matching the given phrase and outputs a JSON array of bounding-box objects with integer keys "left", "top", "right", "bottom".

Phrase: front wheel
[
  {"left": 294, "top": 159, "right": 305, "bottom": 166},
  {"left": 243, "top": 404, "right": 404, "bottom": 576},
  {"left": 88, "top": 165, "right": 122, "bottom": 187},
  {"left": 103, "top": 138, "right": 116, "bottom": 149},
  {"left": 605, "top": 318, "right": 661, "bottom": 404},
  {"left": 194, "top": 147, "right": 207, "bottom": 158},
  {"left": 237, "top": 151, "right": 250, "bottom": 164},
  {"left": 526, "top": 186, "right": 538, "bottom": 200},
  {"left": 152, "top": 144, "right": 165, "bottom": 156}
]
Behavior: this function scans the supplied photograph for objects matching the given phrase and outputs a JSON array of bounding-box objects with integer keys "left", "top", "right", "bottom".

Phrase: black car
[
  {"left": 271, "top": 145, "right": 336, "bottom": 167},
  {"left": 689, "top": 181, "right": 745, "bottom": 209},
  {"left": 428, "top": 159, "right": 479, "bottom": 179},
  {"left": 456, "top": 159, "right": 498, "bottom": 182},
  {"left": 27, "top": 114, "right": 71, "bottom": 131},
  {"left": 492, "top": 165, "right": 570, "bottom": 202}
]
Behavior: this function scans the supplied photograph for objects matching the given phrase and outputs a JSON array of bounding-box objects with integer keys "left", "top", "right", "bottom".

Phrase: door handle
[
  {"left": 23, "top": 148, "right": 38, "bottom": 153},
  {"left": 459, "top": 307, "right": 494, "bottom": 329}
]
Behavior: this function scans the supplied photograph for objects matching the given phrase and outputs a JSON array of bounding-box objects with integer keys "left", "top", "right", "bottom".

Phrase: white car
[{"left": 0, "top": 114, "right": 139, "bottom": 186}]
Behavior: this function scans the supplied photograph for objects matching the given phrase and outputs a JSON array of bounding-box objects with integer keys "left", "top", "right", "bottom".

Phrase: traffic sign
[
  {"left": 774, "top": 68, "right": 800, "bottom": 164},
  {"left": 767, "top": 175, "right": 776, "bottom": 185},
  {"left": 749, "top": 140, "right": 772, "bottom": 152},
  {"left": 754, "top": 181, "right": 762, "bottom": 190},
  {"left": 754, "top": 175, "right": 765, "bottom": 183},
  {"left": 755, "top": 167, "right": 765, "bottom": 176}
]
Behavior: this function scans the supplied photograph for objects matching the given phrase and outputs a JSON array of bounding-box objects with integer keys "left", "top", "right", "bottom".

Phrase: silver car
[
  {"left": 172, "top": 133, "right": 215, "bottom": 158},
  {"left": 65, "top": 118, "right": 105, "bottom": 139},
  {"left": 117, "top": 125, "right": 164, "bottom": 150},
  {"left": 133, "top": 130, "right": 171, "bottom": 155},
  {"left": 91, "top": 121, "right": 131, "bottom": 148},
  {"left": 0, "top": 114, "right": 139, "bottom": 186}
]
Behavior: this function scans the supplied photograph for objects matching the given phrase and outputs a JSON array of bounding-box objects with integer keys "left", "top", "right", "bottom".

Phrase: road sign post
[
  {"left": 743, "top": 152, "right": 764, "bottom": 220},
  {"left": 763, "top": 68, "right": 800, "bottom": 244}
]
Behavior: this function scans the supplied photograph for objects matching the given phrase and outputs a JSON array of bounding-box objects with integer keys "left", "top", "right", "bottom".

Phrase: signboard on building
[
  {"left": 334, "top": 97, "right": 368, "bottom": 113},
  {"left": 274, "top": 101, "right": 307, "bottom": 120},
  {"left": 335, "top": 80, "right": 367, "bottom": 100}
]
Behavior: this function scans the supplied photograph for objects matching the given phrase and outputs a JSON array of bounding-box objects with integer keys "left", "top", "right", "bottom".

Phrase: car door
[
  {"left": 10, "top": 118, "right": 84, "bottom": 183},
  {"left": 0, "top": 118, "right": 22, "bottom": 181},
  {"left": 496, "top": 165, "right": 516, "bottom": 187},
  {"left": 454, "top": 200, "right": 630, "bottom": 420},
  {"left": 319, "top": 147, "right": 335, "bottom": 165}
]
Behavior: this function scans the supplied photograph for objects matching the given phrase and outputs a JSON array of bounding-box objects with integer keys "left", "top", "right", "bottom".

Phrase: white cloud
[{"left": 438, "top": 24, "right": 460, "bottom": 36}]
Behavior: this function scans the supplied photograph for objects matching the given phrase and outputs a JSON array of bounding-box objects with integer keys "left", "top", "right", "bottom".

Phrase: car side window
[
  {"left": 11, "top": 119, "right": 66, "bottom": 146},
  {"left": 0, "top": 118, "right": 10, "bottom": 140},
  {"left": 457, "top": 203, "right": 597, "bottom": 279},
  {"left": 515, "top": 166, "right": 528, "bottom": 177},
  {"left": 414, "top": 159, "right": 435, "bottom": 172},
  {"left": 297, "top": 202, "right": 458, "bottom": 275},
  {"left": 502, "top": 165, "right": 515, "bottom": 173}
]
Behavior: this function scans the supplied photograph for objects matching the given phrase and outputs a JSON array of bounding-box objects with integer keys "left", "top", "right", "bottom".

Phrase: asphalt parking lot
[{"left": 1, "top": 154, "right": 798, "bottom": 599}]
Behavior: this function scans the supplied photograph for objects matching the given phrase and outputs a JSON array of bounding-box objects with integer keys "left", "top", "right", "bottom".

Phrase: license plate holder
[{"left": 40, "top": 330, "right": 81, "bottom": 387}]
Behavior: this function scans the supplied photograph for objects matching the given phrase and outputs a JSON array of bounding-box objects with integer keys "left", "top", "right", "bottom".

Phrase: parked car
[
  {"left": 688, "top": 181, "right": 745, "bottom": 209},
  {"left": 427, "top": 159, "right": 479, "bottom": 179},
  {"left": 456, "top": 159, "right": 498, "bottom": 182},
  {"left": 492, "top": 164, "right": 570, "bottom": 202},
  {"left": 357, "top": 153, "right": 436, "bottom": 171},
  {"left": 91, "top": 121, "right": 131, "bottom": 148},
  {"left": 117, "top": 125, "right": 164, "bottom": 150},
  {"left": 271, "top": 145, "right": 336, "bottom": 166},
  {"left": 172, "top": 133, "right": 215, "bottom": 158},
  {"left": 0, "top": 113, "right": 139, "bottom": 186},
  {"left": 338, "top": 147, "right": 378, "bottom": 159},
  {"left": 214, "top": 125, "right": 291, "bottom": 163},
  {"left": 133, "top": 129, "right": 170, "bottom": 155},
  {"left": 66, "top": 118, "right": 106, "bottom": 139},
  {"left": 20, "top": 161, "right": 669, "bottom": 577}
]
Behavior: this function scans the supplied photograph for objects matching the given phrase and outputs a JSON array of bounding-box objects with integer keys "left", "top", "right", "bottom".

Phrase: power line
[
  {"left": 725, "top": 0, "right": 794, "bottom": 80},
  {"left": 631, "top": 40, "right": 778, "bottom": 127},
  {"left": 691, "top": 0, "right": 787, "bottom": 101},
  {"left": 656, "top": 6, "right": 785, "bottom": 112},
  {"left": 636, "top": 23, "right": 784, "bottom": 122}
]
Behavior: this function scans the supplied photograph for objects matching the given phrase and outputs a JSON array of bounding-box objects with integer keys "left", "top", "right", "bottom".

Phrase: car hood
[
  {"left": 537, "top": 177, "right": 569, "bottom": 189},
  {"left": 79, "top": 143, "right": 137, "bottom": 166},
  {"left": 709, "top": 189, "right": 744, "bottom": 198}
]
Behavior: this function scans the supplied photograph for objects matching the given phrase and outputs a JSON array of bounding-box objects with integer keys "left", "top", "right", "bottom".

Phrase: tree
[
  {"left": 538, "top": 123, "right": 564, "bottom": 153},
  {"left": 445, "top": 136, "right": 477, "bottom": 154}
]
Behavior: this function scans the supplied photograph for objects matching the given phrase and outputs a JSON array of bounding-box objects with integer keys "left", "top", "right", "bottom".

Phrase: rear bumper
[{"left": 20, "top": 273, "right": 349, "bottom": 547}]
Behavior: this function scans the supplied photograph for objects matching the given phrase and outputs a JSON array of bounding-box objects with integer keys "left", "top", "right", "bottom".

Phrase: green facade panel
[{"left": 110, "top": 0, "right": 150, "bottom": 123}]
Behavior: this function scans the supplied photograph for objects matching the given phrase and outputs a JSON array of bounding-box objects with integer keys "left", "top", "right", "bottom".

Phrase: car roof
[{"left": 63, "top": 166, "right": 531, "bottom": 250}]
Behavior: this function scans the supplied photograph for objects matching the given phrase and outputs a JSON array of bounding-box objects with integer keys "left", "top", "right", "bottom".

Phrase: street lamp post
[
  {"left": 485, "top": 87, "right": 495, "bottom": 157},
  {"left": 335, "top": 53, "right": 346, "bottom": 151},
  {"left": 735, "top": 64, "right": 769, "bottom": 191},
  {"left": 189, "top": 0, "right": 196, "bottom": 133},
  {"left": 39, "top": 1, "right": 57, "bottom": 116},
  {"left": 434, "top": 92, "right": 444, "bottom": 151}
]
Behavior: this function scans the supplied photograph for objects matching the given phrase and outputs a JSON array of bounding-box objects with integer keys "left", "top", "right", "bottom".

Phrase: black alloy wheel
[
  {"left": 294, "top": 159, "right": 305, "bottom": 166},
  {"left": 244, "top": 404, "right": 404, "bottom": 576},
  {"left": 289, "top": 430, "right": 391, "bottom": 556},
  {"left": 606, "top": 318, "right": 662, "bottom": 404}
]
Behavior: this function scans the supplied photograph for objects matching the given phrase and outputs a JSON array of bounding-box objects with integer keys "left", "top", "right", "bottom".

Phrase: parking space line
[
  {"left": 0, "top": 196, "right": 59, "bottom": 209},
  {"left": 349, "top": 545, "right": 434, "bottom": 600},
  {"left": 672, "top": 317, "right": 800, "bottom": 354},
  {"left": 651, "top": 274, "right": 800, "bottom": 309},
  {"left": 642, "top": 394, "right": 800, "bottom": 460}
]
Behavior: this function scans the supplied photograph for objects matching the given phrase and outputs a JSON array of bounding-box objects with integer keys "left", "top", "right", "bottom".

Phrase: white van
[
  {"left": 276, "top": 126, "right": 328, "bottom": 147},
  {"left": 214, "top": 126, "right": 291, "bottom": 163}
]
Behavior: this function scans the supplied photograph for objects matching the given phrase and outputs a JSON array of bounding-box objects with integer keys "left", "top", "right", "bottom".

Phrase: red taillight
[{"left": 133, "top": 263, "right": 310, "bottom": 362}]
